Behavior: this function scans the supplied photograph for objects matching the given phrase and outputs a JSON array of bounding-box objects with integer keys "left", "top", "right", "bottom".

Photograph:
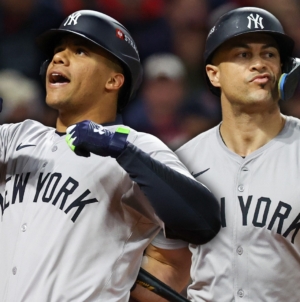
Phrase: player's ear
[
  {"left": 105, "top": 73, "right": 125, "bottom": 92},
  {"left": 206, "top": 64, "right": 221, "bottom": 88}
]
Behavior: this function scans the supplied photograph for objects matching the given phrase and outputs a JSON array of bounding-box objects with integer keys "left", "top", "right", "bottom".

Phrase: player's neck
[
  {"left": 56, "top": 110, "right": 117, "bottom": 132},
  {"left": 220, "top": 109, "right": 285, "bottom": 157}
]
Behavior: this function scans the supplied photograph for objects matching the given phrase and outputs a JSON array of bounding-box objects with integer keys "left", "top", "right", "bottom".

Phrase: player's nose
[
  {"left": 52, "top": 48, "right": 70, "bottom": 66},
  {"left": 250, "top": 55, "right": 267, "bottom": 72}
]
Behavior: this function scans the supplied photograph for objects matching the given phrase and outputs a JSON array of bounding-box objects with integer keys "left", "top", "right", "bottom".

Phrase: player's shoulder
[
  {"left": 279, "top": 115, "right": 300, "bottom": 142},
  {"left": 107, "top": 124, "right": 170, "bottom": 151},
  {"left": 19, "top": 119, "right": 53, "bottom": 130},
  {"left": 0, "top": 119, "right": 54, "bottom": 136},
  {"left": 285, "top": 115, "right": 300, "bottom": 131},
  {"left": 176, "top": 125, "right": 219, "bottom": 155}
]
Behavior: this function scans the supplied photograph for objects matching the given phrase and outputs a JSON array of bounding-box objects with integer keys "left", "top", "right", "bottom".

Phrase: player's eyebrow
[
  {"left": 56, "top": 34, "right": 90, "bottom": 46},
  {"left": 69, "top": 36, "right": 99, "bottom": 50},
  {"left": 71, "top": 38, "right": 88, "bottom": 46},
  {"left": 231, "top": 42, "right": 279, "bottom": 50},
  {"left": 54, "top": 35, "right": 95, "bottom": 53}
]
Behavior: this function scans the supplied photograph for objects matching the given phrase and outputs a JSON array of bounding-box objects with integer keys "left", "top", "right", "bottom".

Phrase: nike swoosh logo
[
  {"left": 16, "top": 143, "right": 36, "bottom": 151},
  {"left": 192, "top": 168, "right": 210, "bottom": 178}
]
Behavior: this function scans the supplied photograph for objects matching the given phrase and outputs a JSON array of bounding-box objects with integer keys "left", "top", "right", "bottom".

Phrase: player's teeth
[{"left": 51, "top": 73, "right": 69, "bottom": 83}]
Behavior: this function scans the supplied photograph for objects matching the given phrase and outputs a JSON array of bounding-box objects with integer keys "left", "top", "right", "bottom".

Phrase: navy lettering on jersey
[
  {"left": 220, "top": 195, "right": 300, "bottom": 244},
  {"left": 52, "top": 177, "right": 79, "bottom": 209},
  {"left": 33, "top": 173, "right": 51, "bottom": 202},
  {"left": 43, "top": 173, "right": 62, "bottom": 203},
  {"left": 283, "top": 213, "right": 300, "bottom": 243},
  {"left": 267, "top": 201, "right": 292, "bottom": 234},
  {"left": 0, "top": 172, "right": 99, "bottom": 222},
  {"left": 1, "top": 177, "right": 12, "bottom": 214},
  {"left": 221, "top": 197, "right": 226, "bottom": 227},
  {"left": 12, "top": 173, "right": 30, "bottom": 204},
  {"left": 0, "top": 193, "right": 9, "bottom": 215},
  {"left": 252, "top": 197, "right": 271, "bottom": 227},
  {"left": 65, "top": 190, "right": 98, "bottom": 222},
  {"left": 0, "top": 194, "right": 3, "bottom": 215},
  {"left": 238, "top": 195, "right": 252, "bottom": 225}
]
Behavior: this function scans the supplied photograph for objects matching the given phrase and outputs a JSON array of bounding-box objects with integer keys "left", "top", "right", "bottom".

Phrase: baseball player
[
  {"left": 0, "top": 10, "right": 221, "bottom": 302},
  {"left": 132, "top": 6, "right": 300, "bottom": 302}
]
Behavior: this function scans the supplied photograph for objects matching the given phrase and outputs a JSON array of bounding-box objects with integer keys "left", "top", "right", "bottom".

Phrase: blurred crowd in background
[{"left": 1, "top": 0, "right": 300, "bottom": 150}]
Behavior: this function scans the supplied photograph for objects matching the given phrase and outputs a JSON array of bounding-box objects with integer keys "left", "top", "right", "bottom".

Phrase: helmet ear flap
[
  {"left": 279, "top": 57, "right": 300, "bottom": 101},
  {"left": 39, "top": 59, "right": 50, "bottom": 84}
]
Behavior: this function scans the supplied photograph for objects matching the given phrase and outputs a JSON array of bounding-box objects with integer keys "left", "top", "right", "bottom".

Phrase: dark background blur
[{"left": 1, "top": 0, "right": 299, "bottom": 150}]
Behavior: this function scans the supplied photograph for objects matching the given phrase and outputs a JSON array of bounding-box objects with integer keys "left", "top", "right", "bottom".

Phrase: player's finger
[
  {"left": 66, "top": 124, "right": 76, "bottom": 135},
  {"left": 65, "top": 132, "right": 77, "bottom": 151}
]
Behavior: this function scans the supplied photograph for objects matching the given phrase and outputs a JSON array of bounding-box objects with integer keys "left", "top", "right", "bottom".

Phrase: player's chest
[
  {"left": 1, "top": 135, "right": 125, "bottom": 215},
  {"left": 194, "top": 152, "right": 300, "bottom": 245},
  {"left": 6, "top": 133, "right": 121, "bottom": 182}
]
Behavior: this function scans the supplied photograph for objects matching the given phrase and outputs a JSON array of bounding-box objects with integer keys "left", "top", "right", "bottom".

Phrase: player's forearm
[
  {"left": 130, "top": 284, "right": 169, "bottom": 302},
  {"left": 117, "top": 143, "right": 221, "bottom": 244},
  {"left": 130, "top": 248, "right": 191, "bottom": 302}
]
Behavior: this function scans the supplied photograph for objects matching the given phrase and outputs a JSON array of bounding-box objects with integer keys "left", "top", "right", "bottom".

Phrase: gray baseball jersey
[
  {"left": 0, "top": 119, "right": 192, "bottom": 302},
  {"left": 153, "top": 114, "right": 300, "bottom": 302}
]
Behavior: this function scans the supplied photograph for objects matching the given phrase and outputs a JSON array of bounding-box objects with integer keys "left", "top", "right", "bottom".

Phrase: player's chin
[
  {"left": 253, "top": 86, "right": 275, "bottom": 101},
  {"left": 244, "top": 91, "right": 272, "bottom": 107},
  {"left": 263, "top": 86, "right": 280, "bottom": 103},
  {"left": 45, "top": 94, "right": 67, "bottom": 110}
]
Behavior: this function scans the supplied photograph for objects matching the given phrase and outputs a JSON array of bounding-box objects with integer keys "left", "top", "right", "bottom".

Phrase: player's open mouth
[{"left": 49, "top": 72, "right": 70, "bottom": 85}]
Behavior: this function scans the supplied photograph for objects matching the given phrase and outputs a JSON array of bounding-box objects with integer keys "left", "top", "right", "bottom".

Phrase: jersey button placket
[
  {"left": 238, "top": 166, "right": 247, "bottom": 192},
  {"left": 21, "top": 223, "right": 27, "bottom": 232},
  {"left": 235, "top": 165, "right": 250, "bottom": 300},
  {"left": 238, "top": 185, "right": 244, "bottom": 192},
  {"left": 236, "top": 246, "right": 243, "bottom": 255},
  {"left": 237, "top": 289, "right": 244, "bottom": 298}
]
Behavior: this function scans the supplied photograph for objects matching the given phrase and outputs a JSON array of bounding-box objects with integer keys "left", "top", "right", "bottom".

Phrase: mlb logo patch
[{"left": 116, "top": 29, "right": 125, "bottom": 40}]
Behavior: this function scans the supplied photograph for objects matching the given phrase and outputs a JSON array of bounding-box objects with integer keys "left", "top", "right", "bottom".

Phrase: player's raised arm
[
  {"left": 65, "top": 120, "right": 221, "bottom": 245},
  {"left": 5, "top": 9, "right": 221, "bottom": 301}
]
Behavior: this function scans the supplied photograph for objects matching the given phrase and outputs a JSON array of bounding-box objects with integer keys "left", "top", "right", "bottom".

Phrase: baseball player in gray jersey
[
  {"left": 132, "top": 6, "right": 300, "bottom": 302},
  {"left": 0, "top": 10, "right": 221, "bottom": 302}
]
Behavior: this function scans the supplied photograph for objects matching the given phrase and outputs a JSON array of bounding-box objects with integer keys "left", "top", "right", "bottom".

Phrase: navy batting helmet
[
  {"left": 204, "top": 7, "right": 295, "bottom": 97},
  {"left": 36, "top": 10, "right": 142, "bottom": 112}
]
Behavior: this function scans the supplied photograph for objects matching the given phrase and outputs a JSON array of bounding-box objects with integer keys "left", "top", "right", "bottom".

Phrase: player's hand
[{"left": 65, "top": 120, "right": 130, "bottom": 158}]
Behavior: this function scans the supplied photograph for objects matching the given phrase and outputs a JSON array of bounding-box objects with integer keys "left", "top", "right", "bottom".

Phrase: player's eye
[
  {"left": 238, "top": 52, "right": 249, "bottom": 58},
  {"left": 75, "top": 48, "right": 87, "bottom": 56},
  {"left": 266, "top": 52, "right": 275, "bottom": 58},
  {"left": 263, "top": 47, "right": 279, "bottom": 59}
]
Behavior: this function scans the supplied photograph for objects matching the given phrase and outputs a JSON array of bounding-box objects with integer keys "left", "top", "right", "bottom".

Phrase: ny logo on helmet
[
  {"left": 247, "top": 13, "right": 264, "bottom": 29},
  {"left": 64, "top": 12, "right": 82, "bottom": 26}
]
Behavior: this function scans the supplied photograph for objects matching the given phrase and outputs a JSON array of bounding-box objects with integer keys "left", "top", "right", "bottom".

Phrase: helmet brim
[
  {"left": 205, "top": 30, "right": 294, "bottom": 65},
  {"left": 36, "top": 28, "right": 116, "bottom": 58}
]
